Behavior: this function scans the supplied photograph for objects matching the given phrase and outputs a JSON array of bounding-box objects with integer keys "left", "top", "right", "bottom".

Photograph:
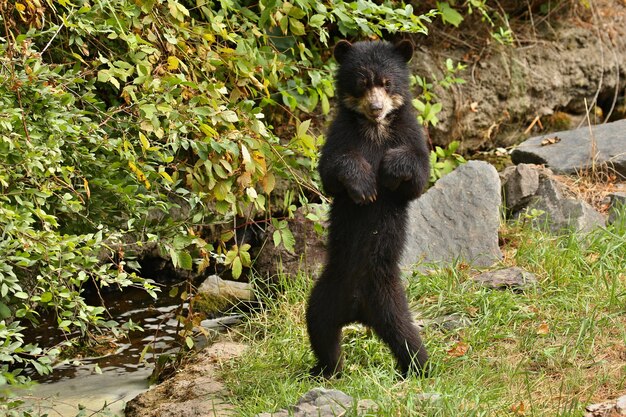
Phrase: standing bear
[{"left": 306, "top": 40, "right": 430, "bottom": 378}]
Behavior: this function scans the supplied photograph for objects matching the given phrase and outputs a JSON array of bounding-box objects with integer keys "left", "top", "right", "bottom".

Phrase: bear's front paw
[
  {"left": 380, "top": 148, "right": 414, "bottom": 190},
  {"left": 345, "top": 178, "right": 377, "bottom": 205},
  {"left": 380, "top": 170, "right": 411, "bottom": 191}
]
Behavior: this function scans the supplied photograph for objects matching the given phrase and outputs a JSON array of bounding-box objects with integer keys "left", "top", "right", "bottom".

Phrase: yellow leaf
[
  {"left": 159, "top": 170, "right": 174, "bottom": 183},
  {"left": 252, "top": 152, "right": 266, "bottom": 175},
  {"left": 139, "top": 132, "right": 150, "bottom": 150},
  {"left": 167, "top": 56, "right": 180, "bottom": 70},
  {"left": 83, "top": 178, "right": 90, "bottom": 199},
  {"left": 16, "top": 3, "right": 26, "bottom": 12}
]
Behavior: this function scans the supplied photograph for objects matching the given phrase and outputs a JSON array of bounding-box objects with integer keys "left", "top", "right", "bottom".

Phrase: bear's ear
[
  {"left": 334, "top": 40, "right": 352, "bottom": 64},
  {"left": 395, "top": 39, "right": 414, "bottom": 63}
]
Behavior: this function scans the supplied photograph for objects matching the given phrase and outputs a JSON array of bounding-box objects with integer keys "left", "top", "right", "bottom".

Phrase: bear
[{"left": 305, "top": 39, "right": 431, "bottom": 378}]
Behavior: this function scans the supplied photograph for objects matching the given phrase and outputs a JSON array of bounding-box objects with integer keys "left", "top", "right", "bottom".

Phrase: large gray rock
[
  {"left": 511, "top": 119, "right": 626, "bottom": 179},
  {"left": 501, "top": 164, "right": 605, "bottom": 234},
  {"left": 401, "top": 161, "right": 503, "bottom": 270},
  {"left": 255, "top": 388, "right": 377, "bottom": 417}
]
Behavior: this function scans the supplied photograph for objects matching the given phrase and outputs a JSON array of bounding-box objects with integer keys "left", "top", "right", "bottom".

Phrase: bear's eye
[
  {"left": 356, "top": 78, "right": 367, "bottom": 89},
  {"left": 383, "top": 79, "right": 392, "bottom": 90}
]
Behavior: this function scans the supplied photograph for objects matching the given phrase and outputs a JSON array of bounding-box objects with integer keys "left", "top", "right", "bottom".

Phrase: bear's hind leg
[
  {"left": 365, "top": 285, "right": 429, "bottom": 377},
  {"left": 306, "top": 281, "right": 348, "bottom": 378}
]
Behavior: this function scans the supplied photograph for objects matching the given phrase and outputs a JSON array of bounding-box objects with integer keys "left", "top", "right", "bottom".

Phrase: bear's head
[{"left": 334, "top": 40, "right": 414, "bottom": 124}]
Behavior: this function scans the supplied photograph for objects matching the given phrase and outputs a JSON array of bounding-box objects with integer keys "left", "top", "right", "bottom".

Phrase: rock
[
  {"left": 585, "top": 394, "right": 626, "bottom": 417},
  {"left": 401, "top": 161, "right": 503, "bottom": 271},
  {"left": 501, "top": 164, "right": 605, "bottom": 234},
  {"left": 197, "top": 275, "right": 255, "bottom": 302},
  {"left": 472, "top": 267, "right": 538, "bottom": 292},
  {"left": 415, "top": 392, "right": 443, "bottom": 402},
  {"left": 199, "top": 315, "right": 244, "bottom": 330},
  {"left": 254, "top": 205, "right": 327, "bottom": 280},
  {"left": 608, "top": 192, "right": 626, "bottom": 225},
  {"left": 617, "top": 395, "right": 626, "bottom": 414},
  {"left": 500, "top": 164, "right": 540, "bottom": 214},
  {"left": 416, "top": 314, "right": 471, "bottom": 332},
  {"left": 125, "top": 341, "right": 246, "bottom": 417},
  {"left": 511, "top": 119, "right": 626, "bottom": 179},
  {"left": 255, "top": 387, "right": 378, "bottom": 417}
]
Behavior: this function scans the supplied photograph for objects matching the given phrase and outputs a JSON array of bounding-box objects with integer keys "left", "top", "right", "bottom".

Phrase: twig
[
  {"left": 523, "top": 114, "right": 543, "bottom": 135},
  {"left": 41, "top": 21, "right": 65, "bottom": 55}
]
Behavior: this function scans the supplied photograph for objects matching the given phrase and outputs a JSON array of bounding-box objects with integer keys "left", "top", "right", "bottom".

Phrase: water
[{"left": 16, "top": 281, "right": 240, "bottom": 416}]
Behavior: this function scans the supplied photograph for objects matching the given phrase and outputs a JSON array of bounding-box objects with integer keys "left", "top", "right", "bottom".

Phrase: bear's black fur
[{"left": 306, "top": 40, "right": 430, "bottom": 378}]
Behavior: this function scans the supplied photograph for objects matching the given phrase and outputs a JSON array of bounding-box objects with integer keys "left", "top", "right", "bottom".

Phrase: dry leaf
[
  {"left": 536, "top": 322, "right": 550, "bottom": 335},
  {"left": 540, "top": 136, "right": 561, "bottom": 146},
  {"left": 470, "top": 101, "right": 479, "bottom": 112},
  {"left": 511, "top": 401, "right": 526, "bottom": 415},
  {"left": 447, "top": 341, "right": 469, "bottom": 357}
]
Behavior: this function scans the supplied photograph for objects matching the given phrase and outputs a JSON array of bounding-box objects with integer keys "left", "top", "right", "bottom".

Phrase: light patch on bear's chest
[{"left": 362, "top": 119, "right": 391, "bottom": 143}]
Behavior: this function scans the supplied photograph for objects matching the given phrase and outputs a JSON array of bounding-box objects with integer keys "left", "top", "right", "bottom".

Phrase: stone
[
  {"left": 524, "top": 174, "right": 605, "bottom": 234},
  {"left": 125, "top": 341, "right": 247, "bottom": 417},
  {"left": 500, "top": 164, "right": 605, "bottom": 234},
  {"left": 197, "top": 275, "right": 255, "bottom": 302},
  {"left": 608, "top": 192, "right": 626, "bottom": 225},
  {"left": 585, "top": 394, "right": 626, "bottom": 417},
  {"left": 415, "top": 393, "right": 443, "bottom": 402},
  {"left": 401, "top": 161, "right": 503, "bottom": 271},
  {"left": 415, "top": 314, "right": 471, "bottom": 332},
  {"left": 500, "top": 164, "right": 540, "bottom": 213},
  {"left": 255, "top": 388, "right": 378, "bottom": 417},
  {"left": 616, "top": 395, "right": 626, "bottom": 414},
  {"left": 472, "top": 267, "right": 538, "bottom": 292},
  {"left": 511, "top": 119, "right": 626, "bottom": 179}
]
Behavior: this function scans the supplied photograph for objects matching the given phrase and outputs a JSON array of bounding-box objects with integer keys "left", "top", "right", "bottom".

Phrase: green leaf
[
  {"left": 273, "top": 230, "right": 282, "bottom": 248},
  {"left": 281, "top": 228, "right": 296, "bottom": 254},
  {"left": 437, "top": 2, "right": 464, "bottom": 27},
  {"left": 14, "top": 292, "right": 28, "bottom": 300},
  {"left": 169, "top": 286, "right": 179, "bottom": 298},
  {"left": 178, "top": 251, "right": 193, "bottom": 270},
  {"left": 0, "top": 302, "right": 11, "bottom": 319},
  {"left": 232, "top": 257, "right": 243, "bottom": 279},
  {"left": 185, "top": 336, "right": 194, "bottom": 349},
  {"left": 309, "top": 14, "right": 326, "bottom": 28},
  {"left": 289, "top": 18, "right": 306, "bottom": 36},
  {"left": 40, "top": 292, "right": 53, "bottom": 303}
]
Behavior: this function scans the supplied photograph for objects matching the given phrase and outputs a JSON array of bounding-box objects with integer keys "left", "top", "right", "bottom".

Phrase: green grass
[{"left": 220, "top": 218, "right": 626, "bottom": 416}]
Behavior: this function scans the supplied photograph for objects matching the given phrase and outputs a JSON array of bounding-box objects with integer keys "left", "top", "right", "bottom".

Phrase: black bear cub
[{"left": 306, "top": 40, "right": 430, "bottom": 378}]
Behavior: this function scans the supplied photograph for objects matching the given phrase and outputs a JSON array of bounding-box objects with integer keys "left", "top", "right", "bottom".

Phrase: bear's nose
[{"left": 370, "top": 102, "right": 383, "bottom": 112}]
